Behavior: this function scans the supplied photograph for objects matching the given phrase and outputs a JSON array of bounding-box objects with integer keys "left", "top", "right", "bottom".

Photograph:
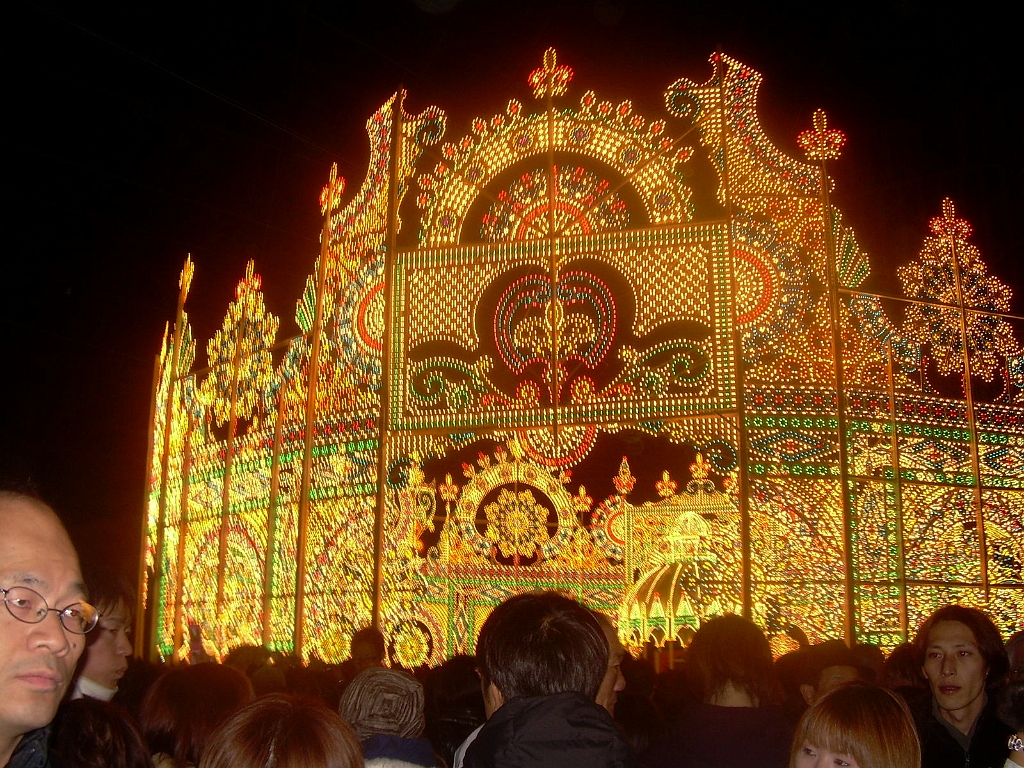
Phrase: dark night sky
[{"left": 3, "top": 0, "right": 1020, "bottom": 583}]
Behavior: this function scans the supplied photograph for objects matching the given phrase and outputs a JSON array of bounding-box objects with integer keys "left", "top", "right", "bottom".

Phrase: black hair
[
  {"left": 52, "top": 698, "right": 151, "bottom": 768},
  {"left": 686, "top": 614, "right": 780, "bottom": 706},
  {"left": 350, "top": 626, "right": 386, "bottom": 665},
  {"left": 80, "top": 565, "right": 136, "bottom": 619},
  {"left": 996, "top": 680, "right": 1024, "bottom": 732},
  {"left": 476, "top": 591, "right": 608, "bottom": 701},
  {"left": 913, "top": 605, "right": 1009, "bottom": 687}
]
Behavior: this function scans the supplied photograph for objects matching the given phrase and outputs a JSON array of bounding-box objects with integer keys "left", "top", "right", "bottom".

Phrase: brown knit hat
[{"left": 338, "top": 667, "right": 425, "bottom": 740}]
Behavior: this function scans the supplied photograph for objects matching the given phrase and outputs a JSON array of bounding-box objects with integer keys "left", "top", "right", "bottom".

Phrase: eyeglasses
[{"left": 1, "top": 585, "right": 99, "bottom": 634}]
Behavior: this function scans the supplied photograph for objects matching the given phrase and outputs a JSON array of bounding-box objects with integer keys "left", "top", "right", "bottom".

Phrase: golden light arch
[{"left": 141, "top": 49, "right": 1024, "bottom": 665}]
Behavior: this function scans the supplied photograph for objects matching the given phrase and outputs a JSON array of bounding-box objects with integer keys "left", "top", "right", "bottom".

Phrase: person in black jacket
[
  {"left": 912, "top": 605, "right": 1012, "bottom": 768},
  {"left": 462, "top": 591, "right": 634, "bottom": 768}
]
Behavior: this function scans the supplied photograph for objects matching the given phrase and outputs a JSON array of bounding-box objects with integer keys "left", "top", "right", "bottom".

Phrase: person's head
[
  {"left": 686, "top": 614, "right": 779, "bottom": 706},
  {"left": 1007, "top": 630, "right": 1024, "bottom": 682},
  {"left": 0, "top": 491, "right": 96, "bottom": 762},
  {"left": 78, "top": 567, "right": 134, "bottom": 691},
  {"left": 140, "top": 662, "right": 254, "bottom": 767},
  {"left": 914, "top": 605, "right": 1007, "bottom": 729},
  {"left": 338, "top": 666, "right": 424, "bottom": 740},
  {"left": 592, "top": 611, "right": 627, "bottom": 715},
  {"left": 879, "top": 643, "right": 927, "bottom": 691},
  {"left": 475, "top": 591, "right": 608, "bottom": 716},
  {"left": 422, "top": 654, "right": 486, "bottom": 767},
  {"left": 200, "top": 694, "right": 363, "bottom": 768},
  {"left": 790, "top": 682, "right": 920, "bottom": 768},
  {"left": 51, "top": 697, "right": 151, "bottom": 768},
  {"left": 349, "top": 627, "right": 385, "bottom": 672},
  {"left": 995, "top": 679, "right": 1024, "bottom": 735},
  {"left": 850, "top": 643, "right": 883, "bottom": 682},
  {"left": 799, "top": 640, "right": 866, "bottom": 707}
]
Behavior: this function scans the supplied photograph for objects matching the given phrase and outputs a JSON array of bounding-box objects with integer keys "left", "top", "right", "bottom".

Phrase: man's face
[
  {"left": 801, "top": 664, "right": 862, "bottom": 706},
  {"left": 596, "top": 626, "right": 626, "bottom": 715},
  {"left": 0, "top": 499, "right": 86, "bottom": 746},
  {"left": 922, "top": 620, "right": 988, "bottom": 728},
  {"left": 80, "top": 601, "right": 133, "bottom": 689}
]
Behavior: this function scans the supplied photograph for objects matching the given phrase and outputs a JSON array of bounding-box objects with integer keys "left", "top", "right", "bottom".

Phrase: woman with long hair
[
  {"left": 642, "top": 615, "right": 791, "bottom": 768},
  {"left": 140, "top": 662, "right": 253, "bottom": 768}
]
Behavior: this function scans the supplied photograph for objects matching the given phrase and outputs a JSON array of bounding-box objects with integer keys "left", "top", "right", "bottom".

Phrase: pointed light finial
[
  {"left": 929, "top": 197, "right": 973, "bottom": 240},
  {"left": 613, "top": 456, "right": 635, "bottom": 494},
  {"left": 319, "top": 162, "right": 345, "bottom": 216},
  {"left": 797, "top": 109, "right": 846, "bottom": 161},
  {"left": 236, "top": 259, "right": 261, "bottom": 298},
  {"left": 179, "top": 254, "right": 194, "bottom": 299},
  {"left": 655, "top": 470, "right": 678, "bottom": 498},
  {"left": 689, "top": 453, "right": 710, "bottom": 482},
  {"left": 528, "top": 47, "right": 573, "bottom": 100}
]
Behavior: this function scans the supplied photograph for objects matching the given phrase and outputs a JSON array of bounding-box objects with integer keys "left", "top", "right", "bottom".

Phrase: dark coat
[
  {"left": 640, "top": 702, "right": 793, "bottom": 768},
  {"left": 463, "top": 691, "right": 635, "bottom": 768},
  {"left": 913, "top": 693, "right": 1013, "bottom": 768},
  {"left": 7, "top": 727, "right": 61, "bottom": 768}
]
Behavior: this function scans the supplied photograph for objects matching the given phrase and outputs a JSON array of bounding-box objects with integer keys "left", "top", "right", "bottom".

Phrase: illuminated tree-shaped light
[
  {"left": 206, "top": 261, "right": 280, "bottom": 425},
  {"left": 898, "top": 199, "right": 1018, "bottom": 382}
]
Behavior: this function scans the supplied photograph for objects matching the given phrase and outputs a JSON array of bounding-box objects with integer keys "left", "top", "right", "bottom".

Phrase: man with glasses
[{"left": 0, "top": 491, "right": 98, "bottom": 767}]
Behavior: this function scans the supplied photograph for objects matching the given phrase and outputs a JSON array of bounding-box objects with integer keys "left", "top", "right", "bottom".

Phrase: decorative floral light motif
[
  {"left": 613, "top": 457, "right": 636, "bottom": 495},
  {"left": 480, "top": 166, "right": 628, "bottom": 241},
  {"left": 319, "top": 163, "right": 346, "bottom": 215},
  {"left": 528, "top": 47, "right": 573, "bottom": 99},
  {"left": 797, "top": 109, "right": 846, "bottom": 162}
]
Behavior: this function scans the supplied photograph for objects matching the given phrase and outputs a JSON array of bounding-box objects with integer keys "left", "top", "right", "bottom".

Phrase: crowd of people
[{"left": 2, "top": 489, "right": 1022, "bottom": 768}]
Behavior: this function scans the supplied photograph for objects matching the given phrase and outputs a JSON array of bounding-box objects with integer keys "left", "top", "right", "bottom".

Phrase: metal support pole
[
  {"left": 946, "top": 213, "right": 989, "bottom": 596},
  {"left": 818, "top": 156, "right": 858, "bottom": 644},
  {"left": 262, "top": 386, "right": 288, "bottom": 646},
  {"left": 713, "top": 51, "right": 754, "bottom": 618},
  {"left": 372, "top": 92, "right": 405, "bottom": 631},
  {"left": 885, "top": 342, "right": 909, "bottom": 638},
  {"left": 216, "top": 292, "right": 247, "bottom": 613},
  {"left": 545, "top": 65, "right": 561, "bottom": 447},
  {"left": 146, "top": 257, "right": 192, "bottom": 660},
  {"left": 295, "top": 164, "right": 342, "bottom": 656},
  {"left": 172, "top": 413, "right": 194, "bottom": 659},
  {"left": 137, "top": 350, "right": 161, "bottom": 656}
]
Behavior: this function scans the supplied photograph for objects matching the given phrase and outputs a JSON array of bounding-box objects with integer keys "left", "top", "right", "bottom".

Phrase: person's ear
[{"left": 483, "top": 681, "right": 505, "bottom": 718}]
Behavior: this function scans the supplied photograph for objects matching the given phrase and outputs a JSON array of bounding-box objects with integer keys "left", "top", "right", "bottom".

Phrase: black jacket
[
  {"left": 639, "top": 702, "right": 793, "bottom": 768},
  {"left": 463, "top": 691, "right": 635, "bottom": 768},
  {"left": 913, "top": 693, "right": 1012, "bottom": 768},
  {"left": 7, "top": 727, "right": 61, "bottom": 768}
]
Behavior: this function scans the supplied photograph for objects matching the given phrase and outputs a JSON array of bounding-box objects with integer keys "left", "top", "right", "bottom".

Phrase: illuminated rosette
[
  {"left": 449, "top": 448, "right": 581, "bottom": 565},
  {"left": 390, "top": 621, "right": 432, "bottom": 669}
]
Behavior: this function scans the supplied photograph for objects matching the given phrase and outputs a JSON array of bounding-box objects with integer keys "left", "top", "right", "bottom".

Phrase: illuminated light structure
[{"left": 141, "top": 50, "right": 1024, "bottom": 664}]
